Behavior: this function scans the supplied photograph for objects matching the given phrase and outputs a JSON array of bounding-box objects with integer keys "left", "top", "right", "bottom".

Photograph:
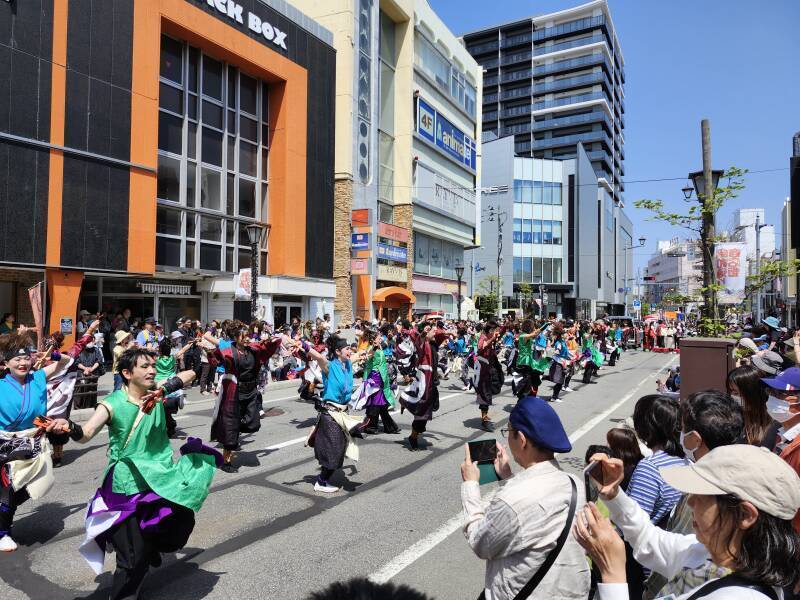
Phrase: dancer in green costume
[
  {"left": 351, "top": 329, "right": 400, "bottom": 435},
  {"left": 63, "top": 347, "right": 219, "bottom": 599}
]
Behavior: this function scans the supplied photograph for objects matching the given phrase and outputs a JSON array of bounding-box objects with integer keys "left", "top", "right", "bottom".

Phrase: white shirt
[
  {"left": 597, "top": 490, "right": 782, "bottom": 600},
  {"left": 462, "top": 460, "right": 590, "bottom": 600}
]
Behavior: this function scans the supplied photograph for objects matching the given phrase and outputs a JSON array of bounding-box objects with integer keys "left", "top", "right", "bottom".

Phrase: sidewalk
[{"left": 70, "top": 372, "right": 300, "bottom": 424}]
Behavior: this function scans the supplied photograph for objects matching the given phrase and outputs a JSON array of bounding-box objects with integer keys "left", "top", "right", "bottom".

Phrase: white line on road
[{"left": 369, "top": 354, "right": 677, "bottom": 584}]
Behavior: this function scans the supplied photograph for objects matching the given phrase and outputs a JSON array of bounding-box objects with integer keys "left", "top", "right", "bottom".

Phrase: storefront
[{"left": 0, "top": 0, "right": 335, "bottom": 342}]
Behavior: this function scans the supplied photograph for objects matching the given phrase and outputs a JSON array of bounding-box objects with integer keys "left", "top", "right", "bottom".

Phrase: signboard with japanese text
[
  {"left": 416, "top": 97, "right": 477, "bottom": 173},
  {"left": 351, "top": 233, "right": 370, "bottom": 250},
  {"left": 377, "top": 265, "right": 407, "bottom": 283},
  {"left": 376, "top": 243, "right": 407, "bottom": 263},
  {"left": 378, "top": 221, "right": 409, "bottom": 243},
  {"left": 351, "top": 258, "right": 370, "bottom": 275},
  {"left": 715, "top": 242, "right": 747, "bottom": 304}
]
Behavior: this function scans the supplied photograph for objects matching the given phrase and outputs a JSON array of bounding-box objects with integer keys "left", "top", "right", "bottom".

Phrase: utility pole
[
  {"left": 755, "top": 213, "right": 762, "bottom": 322},
  {"left": 496, "top": 208, "right": 505, "bottom": 321},
  {"left": 700, "top": 119, "right": 716, "bottom": 331}
]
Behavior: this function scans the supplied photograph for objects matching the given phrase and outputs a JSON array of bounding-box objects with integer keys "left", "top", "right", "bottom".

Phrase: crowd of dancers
[{"left": 0, "top": 313, "right": 636, "bottom": 597}]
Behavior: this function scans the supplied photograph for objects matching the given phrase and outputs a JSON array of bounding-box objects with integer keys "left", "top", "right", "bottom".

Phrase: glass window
[
  {"left": 156, "top": 207, "right": 181, "bottom": 236},
  {"left": 240, "top": 115, "right": 258, "bottom": 142},
  {"left": 188, "top": 47, "right": 198, "bottom": 92},
  {"left": 202, "top": 56, "right": 223, "bottom": 100},
  {"left": 201, "top": 127, "right": 222, "bottom": 166},
  {"left": 238, "top": 249, "right": 251, "bottom": 270},
  {"left": 552, "top": 182, "right": 562, "bottom": 205},
  {"left": 513, "top": 180, "right": 522, "bottom": 203},
  {"left": 532, "top": 257, "right": 542, "bottom": 282},
  {"left": 380, "top": 12, "right": 396, "bottom": 65},
  {"left": 521, "top": 181, "right": 532, "bottom": 204},
  {"left": 156, "top": 236, "right": 181, "bottom": 266},
  {"left": 159, "top": 83, "right": 183, "bottom": 115},
  {"left": 543, "top": 182, "right": 552, "bottom": 205},
  {"left": 202, "top": 100, "right": 223, "bottom": 129},
  {"left": 543, "top": 220, "right": 553, "bottom": 244},
  {"left": 158, "top": 112, "right": 183, "bottom": 155},
  {"left": 533, "top": 180, "right": 543, "bottom": 204},
  {"left": 523, "top": 257, "right": 532, "bottom": 283},
  {"left": 200, "top": 243, "right": 221, "bottom": 271},
  {"left": 553, "top": 258, "right": 562, "bottom": 283},
  {"left": 513, "top": 257, "right": 522, "bottom": 282},
  {"left": 185, "top": 241, "right": 195, "bottom": 268},
  {"left": 187, "top": 122, "right": 197, "bottom": 158},
  {"left": 160, "top": 36, "right": 183, "bottom": 84},
  {"left": 200, "top": 167, "right": 221, "bottom": 211},
  {"left": 226, "top": 134, "right": 235, "bottom": 169},
  {"left": 532, "top": 219, "right": 542, "bottom": 244},
  {"left": 239, "top": 141, "right": 258, "bottom": 177},
  {"left": 238, "top": 179, "right": 256, "bottom": 218},
  {"left": 513, "top": 218, "right": 522, "bottom": 243},
  {"left": 543, "top": 257, "right": 553, "bottom": 283},
  {"left": 187, "top": 93, "right": 197, "bottom": 121},
  {"left": 379, "top": 202, "right": 393, "bottom": 225},
  {"left": 157, "top": 154, "right": 180, "bottom": 202},
  {"left": 379, "top": 61, "right": 395, "bottom": 136},
  {"left": 227, "top": 69, "right": 237, "bottom": 109},
  {"left": 522, "top": 219, "right": 532, "bottom": 243},
  {"left": 414, "top": 232, "right": 428, "bottom": 274},
  {"left": 240, "top": 73, "right": 258, "bottom": 115},
  {"left": 429, "top": 237, "right": 442, "bottom": 276},
  {"left": 552, "top": 221, "right": 562, "bottom": 245},
  {"left": 186, "top": 212, "right": 196, "bottom": 238},
  {"left": 200, "top": 216, "right": 221, "bottom": 241},
  {"left": 442, "top": 243, "right": 455, "bottom": 280},
  {"left": 226, "top": 173, "right": 235, "bottom": 215}
]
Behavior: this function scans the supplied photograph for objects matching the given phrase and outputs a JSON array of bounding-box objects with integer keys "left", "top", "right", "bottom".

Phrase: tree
[
  {"left": 634, "top": 167, "right": 747, "bottom": 336},
  {"left": 745, "top": 257, "right": 800, "bottom": 299},
  {"left": 517, "top": 282, "right": 535, "bottom": 316},
  {"left": 659, "top": 291, "right": 698, "bottom": 308},
  {"left": 476, "top": 275, "right": 500, "bottom": 319}
]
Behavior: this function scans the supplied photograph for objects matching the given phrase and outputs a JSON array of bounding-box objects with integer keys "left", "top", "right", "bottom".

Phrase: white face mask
[
  {"left": 766, "top": 395, "right": 798, "bottom": 424},
  {"left": 680, "top": 430, "right": 699, "bottom": 463}
]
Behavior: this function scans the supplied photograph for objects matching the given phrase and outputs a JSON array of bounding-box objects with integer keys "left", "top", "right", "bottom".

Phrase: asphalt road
[{"left": 0, "top": 349, "right": 676, "bottom": 600}]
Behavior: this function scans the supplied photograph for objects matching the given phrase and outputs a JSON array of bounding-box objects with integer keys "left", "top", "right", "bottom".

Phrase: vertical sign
[{"left": 715, "top": 242, "right": 747, "bottom": 303}]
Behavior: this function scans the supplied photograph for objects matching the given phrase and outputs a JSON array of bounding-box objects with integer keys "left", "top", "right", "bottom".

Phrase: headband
[
  {"left": 4, "top": 347, "right": 32, "bottom": 362},
  {"left": 333, "top": 337, "right": 349, "bottom": 351}
]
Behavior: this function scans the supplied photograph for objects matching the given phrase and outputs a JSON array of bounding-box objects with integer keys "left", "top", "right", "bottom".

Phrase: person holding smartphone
[{"left": 460, "top": 395, "right": 590, "bottom": 599}]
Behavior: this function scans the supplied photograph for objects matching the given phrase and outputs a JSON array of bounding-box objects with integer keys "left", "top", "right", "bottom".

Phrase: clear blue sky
[{"left": 430, "top": 0, "right": 800, "bottom": 272}]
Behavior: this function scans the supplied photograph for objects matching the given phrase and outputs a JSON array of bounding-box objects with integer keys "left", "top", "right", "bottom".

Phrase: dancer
[
  {"left": 547, "top": 322, "right": 573, "bottom": 403},
  {"left": 155, "top": 334, "right": 195, "bottom": 438},
  {"left": 63, "top": 347, "right": 218, "bottom": 598},
  {"left": 351, "top": 329, "right": 400, "bottom": 435},
  {"left": 0, "top": 325, "right": 94, "bottom": 552},
  {"left": 473, "top": 321, "right": 501, "bottom": 431},
  {"left": 511, "top": 319, "right": 550, "bottom": 401},
  {"left": 398, "top": 320, "right": 445, "bottom": 449},
  {"left": 204, "top": 321, "right": 282, "bottom": 473},
  {"left": 302, "top": 335, "right": 364, "bottom": 492}
]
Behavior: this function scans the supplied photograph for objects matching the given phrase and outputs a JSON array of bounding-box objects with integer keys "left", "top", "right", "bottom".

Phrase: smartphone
[
  {"left": 469, "top": 439, "right": 498, "bottom": 464},
  {"left": 583, "top": 461, "right": 603, "bottom": 502}
]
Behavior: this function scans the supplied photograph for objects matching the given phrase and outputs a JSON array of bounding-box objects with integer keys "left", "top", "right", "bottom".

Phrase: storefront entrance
[{"left": 372, "top": 286, "right": 415, "bottom": 321}]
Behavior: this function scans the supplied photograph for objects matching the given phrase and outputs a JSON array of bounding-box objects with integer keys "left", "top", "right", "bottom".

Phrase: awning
[
  {"left": 372, "top": 286, "right": 416, "bottom": 304},
  {"left": 139, "top": 283, "right": 192, "bottom": 295}
]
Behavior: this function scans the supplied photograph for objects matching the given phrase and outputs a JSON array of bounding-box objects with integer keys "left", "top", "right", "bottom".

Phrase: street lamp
[
  {"left": 455, "top": 261, "right": 465, "bottom": 321},
  {"left": 245, "top": 223, "right": 270, "bottom": 322},
  {"left": 687, "top": 169, "right": 723, "bottom": 200},
  {"left": 681, "top": 183, "right": 694, "bottom": 200},
  {"left": 624, "top": 236, "right": 647, "bottom": 315}
]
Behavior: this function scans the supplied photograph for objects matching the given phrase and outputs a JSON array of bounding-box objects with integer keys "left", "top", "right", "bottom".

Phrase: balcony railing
[
  {"left": 483, "top": 75, "right": 499, "bottom": 87},
  {"left": 483, "top": 93, "right": 499, "bottom": 103},
  {"left": 533, "top": 71, "right": 607, "bottom": 94},
  {"left": 585, "top": 150, "right": 611, "bottom": 164},
  {"left": 500, "top": 104, "right": 533, "bottom": 119},
  {"left": 534, "top": 34, "right": 606, "bottom": 56},
  {"left": 500, "top": 68, "right": 533, "bottom": 83},
  {"left": 501, "top": 32, "right": 533, "bottom": 49},
  {"left": 533, "top": 91, "right": 604, "bottom": 111},
  {"left": 534, "top": 130, "right": 612, "bottom": 151},
  {"left": 467, "top": 39, "right": 499, "bottom": 55},
  {"left": 532, "top": 110, "right": 611, "bottom": 131},
  {"left": 500, "top": 86, "right": 532, "bottom": 101},
  {"left": 532, "top": 15, "right": 606, "bottom": 42},
  {"left": 533, "top": 53, "right": 608, "bottom": 76},
  {"left": 501, "top": 50, "right": 533, "bottom": 66},
  {"left": 483, "top": 110, "right": 499, "bottom": 121},
  {"left": 501, "top": 122, "right": 533, "bottom": 136},
  {"left": 480, "top": 57, "right": 500, "bottom": 69}
]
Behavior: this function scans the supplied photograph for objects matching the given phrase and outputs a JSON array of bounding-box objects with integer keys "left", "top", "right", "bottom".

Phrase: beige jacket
[{"left": 462, "top": 459, "right": 590, "bottom": 600}]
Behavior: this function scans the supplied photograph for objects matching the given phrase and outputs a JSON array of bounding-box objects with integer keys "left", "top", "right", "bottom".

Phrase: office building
[
  {"left": 643, "top": 239, "right": 703, "bottom": 307},
  {"left": 731, "top": 208, "right": 776, "bottom": 268},
  {"left": 293, "top": 0, "right": 481, "bottom": 320},
  {"left": 473, "top": 136, "right": 632, "bottom": 319},
  {"left": 0, "top": 0, "right": 335, "bottom": 340},
  {"left": 462, "top": 0, "right": 625, "bottom": 204}
]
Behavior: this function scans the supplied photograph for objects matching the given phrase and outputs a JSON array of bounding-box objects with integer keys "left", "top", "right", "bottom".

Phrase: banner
[
  {"left": 715, "top": 242, "right": 747, "bottom": 304},
  {"left": 416, "top": 97, "right": 477, "bottom": 172},
  {"left": 28, "top": 282, "right": 44, "bottom": 350},
  {"left": 234, "top": 269, "right": 252, "bottom": 300}
]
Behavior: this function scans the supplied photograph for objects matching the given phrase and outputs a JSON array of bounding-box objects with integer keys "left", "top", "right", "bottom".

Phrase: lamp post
[
  {"left": 245, "top": 223, "right": 269, "bottom": 322},
  {"left": 624, "top": 236, "right": 647, "bottom": 314},
  {"left": 455, "top": 261, "right": 465, "bottom": 321}
]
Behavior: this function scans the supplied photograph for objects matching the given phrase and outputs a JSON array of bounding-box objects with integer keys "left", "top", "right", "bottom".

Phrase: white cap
[{"left": 660, "top": 445, "right": 800, "bottom": 520}]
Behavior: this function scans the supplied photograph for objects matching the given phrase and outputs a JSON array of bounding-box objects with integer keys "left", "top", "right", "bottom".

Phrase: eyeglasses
[{"left": 500, "top": 427, "right": 514, "bottom": 438}]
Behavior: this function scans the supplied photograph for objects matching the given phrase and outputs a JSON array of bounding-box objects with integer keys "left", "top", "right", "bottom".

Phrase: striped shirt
[{"left": 627, "top": 450, "right": 685, "bottom": 525}]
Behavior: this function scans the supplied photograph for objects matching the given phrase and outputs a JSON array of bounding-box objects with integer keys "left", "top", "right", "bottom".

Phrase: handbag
[
  {"left": 685, "top": 574, "right": 778, "bottom": 600},
  {"left": 477, "top": 476, "right": 577, "bottom": 600}
]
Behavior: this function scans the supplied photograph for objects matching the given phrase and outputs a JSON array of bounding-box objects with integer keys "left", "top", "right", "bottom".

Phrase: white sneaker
[
  {"left": 259, "top": 409, "right": 265, "bottom": 418},
  {"left": 563, "top": 387, "right": 574, "bottom": 393},
  {"left": 462, "top": 385, "right": 470, "bottom": 391},
  {"left": 0, "top": 535, "right": 17, "bottom": 552},
  {"left": 314, "top": 481, "right": 340, "bottom": 493}
]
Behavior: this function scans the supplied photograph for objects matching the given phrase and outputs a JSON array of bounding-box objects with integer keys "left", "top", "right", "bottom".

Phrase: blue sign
[
  {"left": 632, "top": 299, "right": 641, "bottom": 308},
  {"left": 377, "top": 243, "right": 407, "bottom": 263},
  {"left": 416, "top": 97, "right": 477, "bottom": 172},
  {"left": 351, "top": 233, "right": 369, "bottom": 250}
]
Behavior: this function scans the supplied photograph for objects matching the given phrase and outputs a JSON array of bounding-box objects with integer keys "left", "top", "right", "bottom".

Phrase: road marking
[
  {"left": 265, "top": 436, "right": 309, "bottom": 450},
  {"left": 369, "top": 354, "right": 677, "bottom": 584}
]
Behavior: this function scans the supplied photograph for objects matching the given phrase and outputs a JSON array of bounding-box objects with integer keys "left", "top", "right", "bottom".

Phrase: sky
[{"left": 429, "top": 0, "right": 800, "bottom": 273}]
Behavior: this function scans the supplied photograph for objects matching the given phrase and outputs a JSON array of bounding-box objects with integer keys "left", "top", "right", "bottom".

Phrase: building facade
[
  {"left": 781, "top": 198, "right": 796, "bottom": 327},
  {"left": 643, "top": 239, "right": 703, "bottom": 307},
  {"left": 294, "top": 0, "right": 481, "bottom": 321},
  {"left": 0, "top": 0, "right": 335, "bottom": 341},
  {"left": 731, "top": 208, "right": 776, "bottom": 267},
  {"left": 473, "top": 136, "right": 631, "bottom": 318},
  {"left": 462, "top": 0, "right": 625, "bottom": 204}
]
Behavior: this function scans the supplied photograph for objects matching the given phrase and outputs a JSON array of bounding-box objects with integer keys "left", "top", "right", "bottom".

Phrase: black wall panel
[{"left": 191, "top": 0, "right": 337, "bottom": 279}]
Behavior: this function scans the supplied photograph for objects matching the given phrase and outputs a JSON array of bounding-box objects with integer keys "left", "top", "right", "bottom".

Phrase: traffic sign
[
  {"left": 542, "top": 294, "right": 549, "bottom": 304},
  {"left": 632, "top": 299, "right": 641, "bottom": 308},
  {"left": 617, "top": 287, "right": 624, "bottom": 293}
]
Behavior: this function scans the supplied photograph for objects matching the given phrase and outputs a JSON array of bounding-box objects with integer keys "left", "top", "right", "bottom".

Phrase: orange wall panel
[{"left": 46, "top": 269, "right": 84, "bottom": 347}]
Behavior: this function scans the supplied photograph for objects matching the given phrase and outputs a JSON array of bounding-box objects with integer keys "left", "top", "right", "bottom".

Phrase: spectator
[
  {"left": 727, "top": 364, "right": 775, "bottom": 449},
  {"left": 643, "top": 389, "right": 745, "bottom": 599},
  {"left": 606, "top": 427, "right": 644, "bottom": 492},
  {"left": 135, "top": 318, "right": 158, "bottom": 350},
  {"left": 76, "top": 310, "right": 90, "bottom": 336},
  {"left": 305, "top": 578, "right": 433, "bottom": 600},
  {"left": 112, "top": 330, "right": 133, "bottom": 391},
  {"left": 760, "top": 367, "right": 800, "bottom": 533},
  {"left": 0, "top": 313, "right": 14, "bottom": 334},
  {"left": 576, "top": 445, "right": 800, "bottom": 600},
  {"left": 460, "top": 395, "right": 590, "bottom": 599},
  {"left": 751, "top": 350, "right": 784, "bottom": 377}
]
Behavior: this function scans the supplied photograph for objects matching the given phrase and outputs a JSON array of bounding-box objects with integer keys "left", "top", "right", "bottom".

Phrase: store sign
[
  {"left": 416, "top": 97, "right": 477, "bottom": 172},
  {"left": 351, "top": 258, "right": 370, "bottom": 275},
  {"left": 351, "top": 233, "right": 370, "bottom": 250},
  {"left": 377, "top": 265, "right": 407, "bottom": 283},
  {"left": 192, "top": 0, "right": 288, "bottom": 50},
  {"left": 377, "top": 243, "right": 407, "bottom": 263},
  {"left": 378, "top": 221, "right": 409, "bottom": 243},
  {"left": 60, "top": 318, "right": 73, "bottom": 335}
]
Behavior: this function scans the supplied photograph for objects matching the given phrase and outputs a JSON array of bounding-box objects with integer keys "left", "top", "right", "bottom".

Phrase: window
[
  {"left": 378, "top": 12, "right": 396, "bottom": 205},
  {"left": 414, "top": 232, "right": 428, "bottom": 274},
  {"left": 429, "top": 237, "right": 442, "bottom": 276},
  {"left": 552, "top": 221, "right": 562, "bottom": 245},
  {"left": 533, "top": 181, "right": 543, "bottom": 204},
  {"left": 414, "top": 33, "right": 477, "bottom": 117},
  {"left": 156, "top": 35, "right": 269, "bottom": 272},
  {"left": 379, "top": 202, "right": 394, "bottom": 224},
  {"left": 553, "top": 258, "right": 562, "bottom": 283},
  {"left": 542, "top": 220, "right": 552, "bottom": 244},
  {"left": 543, "top": 257, "right": 553, "bottom": 282},
  {"left": 552, "top": 182, "right": 563, "bottom": 205},
  {"left": 513, "top": 218, "right": 522, "bottom": 243},
  {"left": 532, "top": 219, "right": 542, "bottom": 244},
  {"left": 513, "top": 256, "right": 523, "bottom": 282},
  {"left": 414, "top": 232, "right": 461, "bottom": 279},
  {"left": 523, "top": 257, "right": 532, "bottom": 282},
  {"left": 522, "top": 219, "right": 532, "bottom": 243}
]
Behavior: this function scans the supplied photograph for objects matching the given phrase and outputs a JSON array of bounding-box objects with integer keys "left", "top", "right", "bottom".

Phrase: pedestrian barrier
[{"left": 73, "top": 375, "right": 100, "bottom": 409}]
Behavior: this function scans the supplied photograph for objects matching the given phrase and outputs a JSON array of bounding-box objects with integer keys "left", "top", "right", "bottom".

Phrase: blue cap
[
  {"left": 762, "top": 367, "right": 800, "bottom": 391},
  {"left": 509, "top": 396, "right": 572, "bottom": 453},
  {"left": 762, "top": 316, "right": 780, "bottom": 330}
]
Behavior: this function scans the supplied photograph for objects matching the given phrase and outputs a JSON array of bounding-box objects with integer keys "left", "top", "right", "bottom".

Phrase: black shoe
[
  {"left": 52, "top": 455, "right": 62, "bottom": 468},
  {"left": 408, "top": 435, "right": 419, "bottom": 450},
  {"left": 349, "top": 426, "right": 365, "bottom": 439},
  {"left": 221, "top": 463, "right": 238, "bottom": 473},
  {"left": 481, "top": 420, "right": 494, "bottom": 432},
  {"left": 384, "top": 427, "right": 401, "bottom": 434},
  {"left": 150, "top": 552, "right": 162, "bottom": 568},
  {"left": 364, "top": 427, "right": 379, "bottom": 435}
]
